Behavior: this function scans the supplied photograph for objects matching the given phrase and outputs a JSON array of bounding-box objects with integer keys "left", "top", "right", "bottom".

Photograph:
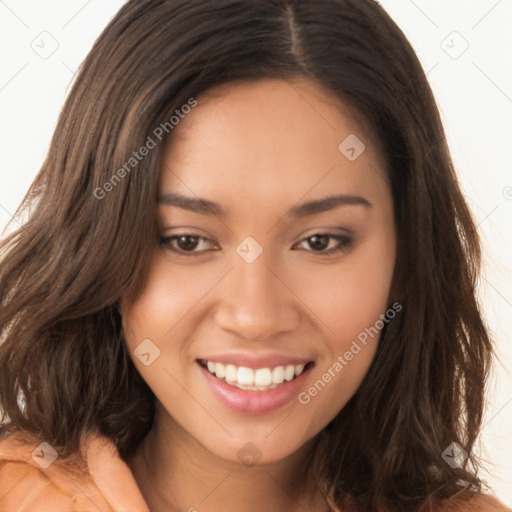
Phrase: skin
[{"left": 122, "top": 77, "right": 397, "bottom": 512}]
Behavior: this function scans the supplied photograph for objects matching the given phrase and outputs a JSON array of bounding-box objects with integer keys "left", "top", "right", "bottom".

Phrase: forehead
[{"left": 159, "top": 78, "right": 388, "bottom": 215}]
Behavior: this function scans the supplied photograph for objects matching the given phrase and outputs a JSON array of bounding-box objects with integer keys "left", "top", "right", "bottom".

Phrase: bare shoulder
[{"left": 436, "top": 492, "right": 512, "bottom": 512}]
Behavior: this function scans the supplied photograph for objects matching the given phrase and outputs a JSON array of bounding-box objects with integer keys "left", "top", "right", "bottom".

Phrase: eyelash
[{"left": 159, "top": 233, "right": 353, "bottom": 257}]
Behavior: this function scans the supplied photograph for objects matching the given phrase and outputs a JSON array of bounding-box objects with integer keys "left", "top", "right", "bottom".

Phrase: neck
[{"left": 127, "top": 402, "right": 331, "bottom": 512}]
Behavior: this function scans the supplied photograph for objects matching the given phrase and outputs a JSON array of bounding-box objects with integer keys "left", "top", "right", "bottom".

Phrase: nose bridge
[
  {"left": 233, "top": 255, "right": 277, "bottom": 304},
  {"left": 213, "top": 252, "right": 299, "bottom": 341}
]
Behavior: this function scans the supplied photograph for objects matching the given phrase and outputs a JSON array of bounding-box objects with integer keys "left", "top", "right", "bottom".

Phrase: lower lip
[{"left": 198, "top": 362, "right": 312, "bottom": 414}]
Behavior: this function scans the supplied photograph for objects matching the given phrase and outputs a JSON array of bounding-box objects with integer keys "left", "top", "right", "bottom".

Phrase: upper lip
[{"left": 197, "top": 353, "right": 313, "bottom": 369}]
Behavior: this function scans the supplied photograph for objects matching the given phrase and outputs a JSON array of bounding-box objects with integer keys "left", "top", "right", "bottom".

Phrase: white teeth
[
  {"left": 237, "top": 367, "right": 254, "bottom": 386},
  {"left": 214, "top": 362, "right": 225, "bottom": 378},
  {"left": 272, "top": 366, "right": 284, "bottom": 384},
  {"left": 254, "top": 368, "right": 272, "bottom": 386},
  {"left": 284, "top": 365, "right": 295, "bottom": 382},
  {"left": 225, "top": 364, "right": 237, "bottom": 382},
  {"left": 202, "top": 360, "right": 308, "bottom": 390}
]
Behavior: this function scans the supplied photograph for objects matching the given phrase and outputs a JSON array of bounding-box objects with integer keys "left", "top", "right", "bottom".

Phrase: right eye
[{"left": 159, "top": 234, "right": 217, "bottom": 256}]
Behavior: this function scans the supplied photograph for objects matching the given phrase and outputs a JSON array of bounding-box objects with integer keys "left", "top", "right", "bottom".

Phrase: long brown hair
[{"left": 0, "top": 0, "right": 493, "bottom": 509}]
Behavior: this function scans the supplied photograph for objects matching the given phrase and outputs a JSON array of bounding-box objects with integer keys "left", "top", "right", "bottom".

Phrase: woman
[{"left": 0, "top": 0, "right": 509, "bottom": 510}]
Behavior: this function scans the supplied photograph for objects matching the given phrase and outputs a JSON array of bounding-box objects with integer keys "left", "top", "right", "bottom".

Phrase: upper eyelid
[
  {"left": 160, "top": 232, "right": 351, "bottom": 254},
  {"left": 162, "top": 234, "right": 215, "bottom": 247},
  {"left": 160, "top": 226, "right": 353, "bottom": 238}
]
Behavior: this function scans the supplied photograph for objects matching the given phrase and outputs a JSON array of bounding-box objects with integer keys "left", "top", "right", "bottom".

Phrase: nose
[{"left": 213, "top": 255, "right": 300, "bottom": 342}]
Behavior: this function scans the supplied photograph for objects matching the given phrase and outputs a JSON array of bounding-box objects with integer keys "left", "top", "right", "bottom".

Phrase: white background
[{"left": 0, "top": 0, "right": 511, "bottom": 505}]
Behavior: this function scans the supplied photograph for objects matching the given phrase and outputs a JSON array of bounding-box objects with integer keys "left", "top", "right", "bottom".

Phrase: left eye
[
  {"left": 293, "top": 234, "right": 352, "bottom": 255},
  {"left": 159, "top": 233, "right": 352, "bottom": 256}
]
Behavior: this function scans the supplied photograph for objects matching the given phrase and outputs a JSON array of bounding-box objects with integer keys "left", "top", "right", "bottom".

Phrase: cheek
[
  {"left": 120, "top": 261, "right": 195, "bottom": 412},
  {"left": 295, "top": 261, "right": 394, "bottom": 431},
  {"left": 122, "top": 254, "right": 219, "bottom": 344},
  {"left": 299, "top": 233, "right": 395, "bottom": 349},
  {"left": 298, "top": 231, "right": 395, "bottom": 423}
]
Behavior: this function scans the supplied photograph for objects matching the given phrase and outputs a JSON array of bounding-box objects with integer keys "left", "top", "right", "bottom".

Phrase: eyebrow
[{"left": 157, "top": 192, "right": 372, "bottom": 217}]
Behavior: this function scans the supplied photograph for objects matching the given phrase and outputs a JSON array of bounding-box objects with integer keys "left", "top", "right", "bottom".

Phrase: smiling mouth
[{"left": 197, "top": 359, "right": 314, "bottom": 391}]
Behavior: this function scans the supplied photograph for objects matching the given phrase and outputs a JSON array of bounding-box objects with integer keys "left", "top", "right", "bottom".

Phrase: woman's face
[{"left": 121, "top": 78, "right": 396, "bottom": 465}]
